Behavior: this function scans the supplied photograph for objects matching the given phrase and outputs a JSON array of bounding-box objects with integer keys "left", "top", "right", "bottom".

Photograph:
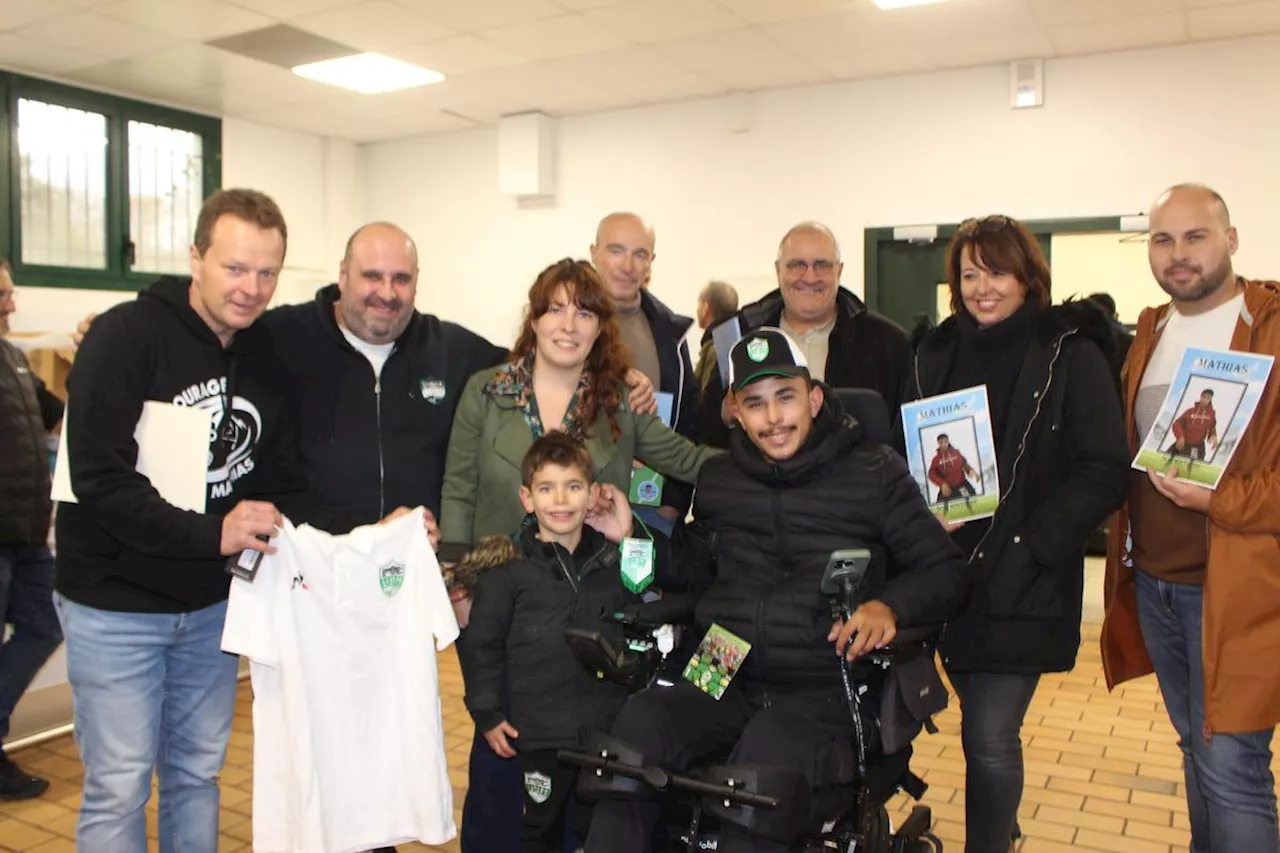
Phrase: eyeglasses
[
  {"left": 958, "top": 214, "right": 1013, "bottom": 235},
  {"left": 783, "top": 258, "right": 837, "bottom": 275}
]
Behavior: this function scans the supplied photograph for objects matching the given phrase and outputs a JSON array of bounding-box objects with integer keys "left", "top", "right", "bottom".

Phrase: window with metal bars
[{"left": 1, "top": 72, "right": 221, "bottom": 290}]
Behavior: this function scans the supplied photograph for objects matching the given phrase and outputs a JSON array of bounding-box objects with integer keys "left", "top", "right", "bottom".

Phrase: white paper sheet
[{"left": 52, "top": 401, "right": 212, "bottom": 513}]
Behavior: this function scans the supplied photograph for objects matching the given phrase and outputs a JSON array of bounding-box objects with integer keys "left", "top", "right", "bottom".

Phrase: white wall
[
  {"left": 11, "top": 118, "right": 360, "bottom": 335},
  {"left": 363, "top": 33, "right": 1280, "bottom": 348}
]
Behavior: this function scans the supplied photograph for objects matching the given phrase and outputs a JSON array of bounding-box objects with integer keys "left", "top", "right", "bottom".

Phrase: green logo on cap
[{"left": 746, "top": 337, "right": 769, "bottom": 362}]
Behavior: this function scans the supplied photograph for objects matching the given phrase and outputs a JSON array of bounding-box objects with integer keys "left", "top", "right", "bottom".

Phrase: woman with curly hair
[
  {"left": 441, "top": 258, "right": 718, "bottom": 853},
  {"left": 441, "top": 256, "right": 717, "bottom": 551}
]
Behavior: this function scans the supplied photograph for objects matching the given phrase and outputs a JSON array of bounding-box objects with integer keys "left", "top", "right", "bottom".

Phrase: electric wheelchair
[{"left": 558, "top": 547, "right": 946, "bottom": 853}]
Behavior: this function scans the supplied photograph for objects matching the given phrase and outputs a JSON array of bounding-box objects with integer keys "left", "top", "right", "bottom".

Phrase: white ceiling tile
[
  {"left": 1188, "top": 0, "right": 1280, "bottom": 39},
  {"left": 435, "top": 95, "right": 548, "bottom": 123},
  {"left": 210, "top": 67, "right": 338, "bottom": 112},
  {"left": 762, "top": 10, "right": 918, "bottom": 56},
  {"left": 16, "top": 13, "right": 172, "bottom": 60},
  {"left": 383, "top": 108, "right": 480, "bottom": 136},
  {"left": 0, "top": 0, "right": 80, "bottom": 32},
  {"left": 583, "top": 0, "right": 746, "bottom": 43},
  {"left": 709, "top": 0, "right": 855, "bottom": 26},
  {"left": 557, "top": 0, "right": 626, "bottom": 9},
  {"left": 234, "top": 100, "right": 402, "bottom": 140},
  {"left": 389, "top": 35, "right": 529, "bottom": 75},
  {"left": 94, "top": 0, "right": 275, "bottom": 41},
  {"left": 544, "top": 46, "right": 689, "bottom": 82},
  {"left": 811, "top": 47, "right": 936, "bottom": 80},
  {"left": 875, "top": 0, "right": 1042, "bottom": 38},
  {"left": 620, "top": 72, "right": 726, "bottom": 104},
  {"left": 652, "top": 27, "right": 796, "bottom": 72},
  {"left": 0, "top": 32, "right": 113, "bottom": 74},
  {"left": 395, "top": 0, "right": 566, "bottom": 31},
  {"left": 480, "top": 14, "right": 630, "bottom": 59},
  {"left": 81, "top": 45, "right": 278, "bottom": 91},
  {"left": 222, "top": 0, "right": 357, "bottom": 20},
  {"left": 1049, "top": 12, "right": 1187, "bottom": 54},
  {"left": 1029, "top": 0, "right": 1177, "bottom": 26},
  {"left": 1182, "top": 0, "right": 1261, "bottom": 6},
  {"left": 1027, "top": 0, "right": 1182, "bottom": 26},
  {"left": 702, "top": 58, "right": 830, "bottom": 90},
  {"left": 533, "top": 87, "right": 637, "bottom": 116},
  {"left": 293, "top": 0, "right": 456, "bottom": 51},
  {"left": 918, "top": 28, "right": 1059, "bottom": 68}
]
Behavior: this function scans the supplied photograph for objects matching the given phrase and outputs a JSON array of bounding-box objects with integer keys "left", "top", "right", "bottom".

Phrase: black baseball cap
[{"left": 728, "top": 327, "right": 810, "bottom": 391}]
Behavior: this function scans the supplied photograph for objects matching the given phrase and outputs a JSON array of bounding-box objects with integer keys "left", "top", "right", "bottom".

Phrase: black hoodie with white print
[{"left": 55, "top": 276, "right": 311, "bottom": 613}]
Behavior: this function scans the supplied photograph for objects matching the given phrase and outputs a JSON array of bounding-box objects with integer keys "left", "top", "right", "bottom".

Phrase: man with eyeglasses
[
  {"left": 0, "top": 259, "right": 65, "bottom": 801},
  {"left": 698, "top": 221, "right": 911, "bottom": 447}
]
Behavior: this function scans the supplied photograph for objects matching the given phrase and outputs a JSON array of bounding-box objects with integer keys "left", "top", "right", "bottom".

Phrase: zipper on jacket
[
  {"left": 552, "top": 546, "right": 580, "bottom": 595},
  {"left": 965, "top": 329, "right": 1076, "bottom": 566},
  {"left": 374, "top": 376, "right": 386, "bottom": 517}
]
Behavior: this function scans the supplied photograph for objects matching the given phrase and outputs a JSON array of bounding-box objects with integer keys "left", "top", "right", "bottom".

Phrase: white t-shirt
[
  {"left": 1136, "top": 293, "right": 1243, "bottom": 439},
  {"left": 222, "top": 509, "right": 459, "bottom": 853},
  {"left": 341, "top": 325, "right": 395, "bottom": 378}
]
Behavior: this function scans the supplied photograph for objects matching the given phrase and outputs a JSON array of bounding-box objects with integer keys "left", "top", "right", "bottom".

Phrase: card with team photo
[
  {"left": 682, "top": 624, "right": 751, "bottom": 701},
  {"left": 902, "top": 386, "right": 1000, "bottom": 523},
  {"left": 1132, "top": 347, "right": 1274, "bottom": 490}
]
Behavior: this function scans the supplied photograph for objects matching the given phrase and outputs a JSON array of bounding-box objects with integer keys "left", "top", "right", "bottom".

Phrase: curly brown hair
[
  {"left": 944, "top": 215, "right": 1051, "bottom": 316},
  {"left": 511, "top": 258, "right": 629, "bottom": 440}
]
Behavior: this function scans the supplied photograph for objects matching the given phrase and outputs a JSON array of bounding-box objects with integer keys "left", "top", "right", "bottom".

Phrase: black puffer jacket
[
  {"left": 692, "top": 392, "right": 971, "bottom": 693},
  {"left": 459, "top": 523, "right": 685, "bottom": 751},
  {"left": 698, "top": 288, "right": 911, "bottom": 447},
  {"left": 0, "top": 339, "right": 62, "bottom": 545},
  {"left": 907, "top": 302, "right": 1129, "bottom": 674}
]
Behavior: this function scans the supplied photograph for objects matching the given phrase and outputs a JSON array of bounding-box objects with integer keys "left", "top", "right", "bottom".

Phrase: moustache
[
  {"left": 1165, "top": 264, "right": 1201, "bottom": 277},
  {"left": 365, "top": 298, "right": 403, "bottom": 311}
]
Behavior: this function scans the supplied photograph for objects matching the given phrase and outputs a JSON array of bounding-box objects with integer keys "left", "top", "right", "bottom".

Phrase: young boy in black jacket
[{"left": 459, "top": 432, "right": 677, "bottom": 853}]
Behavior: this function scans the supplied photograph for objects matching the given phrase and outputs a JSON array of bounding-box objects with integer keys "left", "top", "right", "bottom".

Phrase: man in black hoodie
[
  {"left": 55, "top": 189, "right": 311, "bottom": 852},
  {"left": 585, "top": 328, "right": 970, "bottom": 853},
  {"left": 699, "top": 222, "right": 911, "bottom": 447}
]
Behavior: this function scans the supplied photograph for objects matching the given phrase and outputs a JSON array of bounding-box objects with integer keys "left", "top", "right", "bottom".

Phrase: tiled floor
[{"left": 4, "top": 620, "right": 1279, "bottom": 852}]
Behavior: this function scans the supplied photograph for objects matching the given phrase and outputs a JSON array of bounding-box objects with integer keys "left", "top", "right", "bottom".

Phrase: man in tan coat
[{"left": 1102, "top": 184, "right": 1280, "bottom": 852}]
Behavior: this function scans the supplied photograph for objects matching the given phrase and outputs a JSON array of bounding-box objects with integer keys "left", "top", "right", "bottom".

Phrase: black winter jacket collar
[{"left": 261, "top": 285, "right": 507, "bottom": 534}]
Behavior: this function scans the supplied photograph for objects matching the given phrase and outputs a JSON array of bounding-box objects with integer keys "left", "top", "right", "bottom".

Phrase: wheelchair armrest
[
  {"left": 604, "top": 591, "right": 700, "bottom": 630},
  {"left": 874, "top": 623, "right": 942, "bottom": 659}
]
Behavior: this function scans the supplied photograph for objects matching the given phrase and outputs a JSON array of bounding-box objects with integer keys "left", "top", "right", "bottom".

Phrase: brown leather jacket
[{"left": 1102, "top": 277, "right": 1280, "bottom": 733}]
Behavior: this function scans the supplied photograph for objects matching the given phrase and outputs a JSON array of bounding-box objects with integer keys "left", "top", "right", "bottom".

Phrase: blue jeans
[
  {"left": 0, "top": 544, "right": 63, "bottom": 741},
  {"left": 54, "top": 594, "right": 240, "bottom": 853},
  {"left": 946, "top": 670, "right": 1040, "bottom": 853},
  {"left": 1135, "top": 570, "right": 1280, "bottom": 853}
]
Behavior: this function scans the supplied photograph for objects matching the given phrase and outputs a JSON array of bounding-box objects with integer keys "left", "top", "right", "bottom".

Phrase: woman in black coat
[{"left": 902, "top": 216, "right": 1129, "bottom": 853}]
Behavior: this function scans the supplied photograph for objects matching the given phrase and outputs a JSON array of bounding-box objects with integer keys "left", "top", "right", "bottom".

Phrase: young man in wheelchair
[{"left": 582, "top": 328, "right": 973, "bottom": 853}]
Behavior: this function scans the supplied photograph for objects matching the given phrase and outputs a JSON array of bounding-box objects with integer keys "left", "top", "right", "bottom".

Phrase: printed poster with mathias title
[
  {"left": 901, "top": 386, "right": 1000, "bottom": 523},
  {"left": 1132, "top": 347, "right": 1274, "bottom": 490}
]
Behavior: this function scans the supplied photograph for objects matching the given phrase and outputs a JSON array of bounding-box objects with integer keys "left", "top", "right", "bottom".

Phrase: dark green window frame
[{"left": 0, "top": 71, "right": 221, "bottom": 291}]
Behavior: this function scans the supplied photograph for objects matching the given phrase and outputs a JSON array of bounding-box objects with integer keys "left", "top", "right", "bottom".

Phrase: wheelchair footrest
[{"left": 894, "top": 804, "right": 933, "bottom": 841}]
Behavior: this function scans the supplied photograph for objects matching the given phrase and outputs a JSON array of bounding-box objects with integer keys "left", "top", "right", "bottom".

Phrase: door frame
[{"left": 863, "top": 216, "right": 1123, "bottom": 314}]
